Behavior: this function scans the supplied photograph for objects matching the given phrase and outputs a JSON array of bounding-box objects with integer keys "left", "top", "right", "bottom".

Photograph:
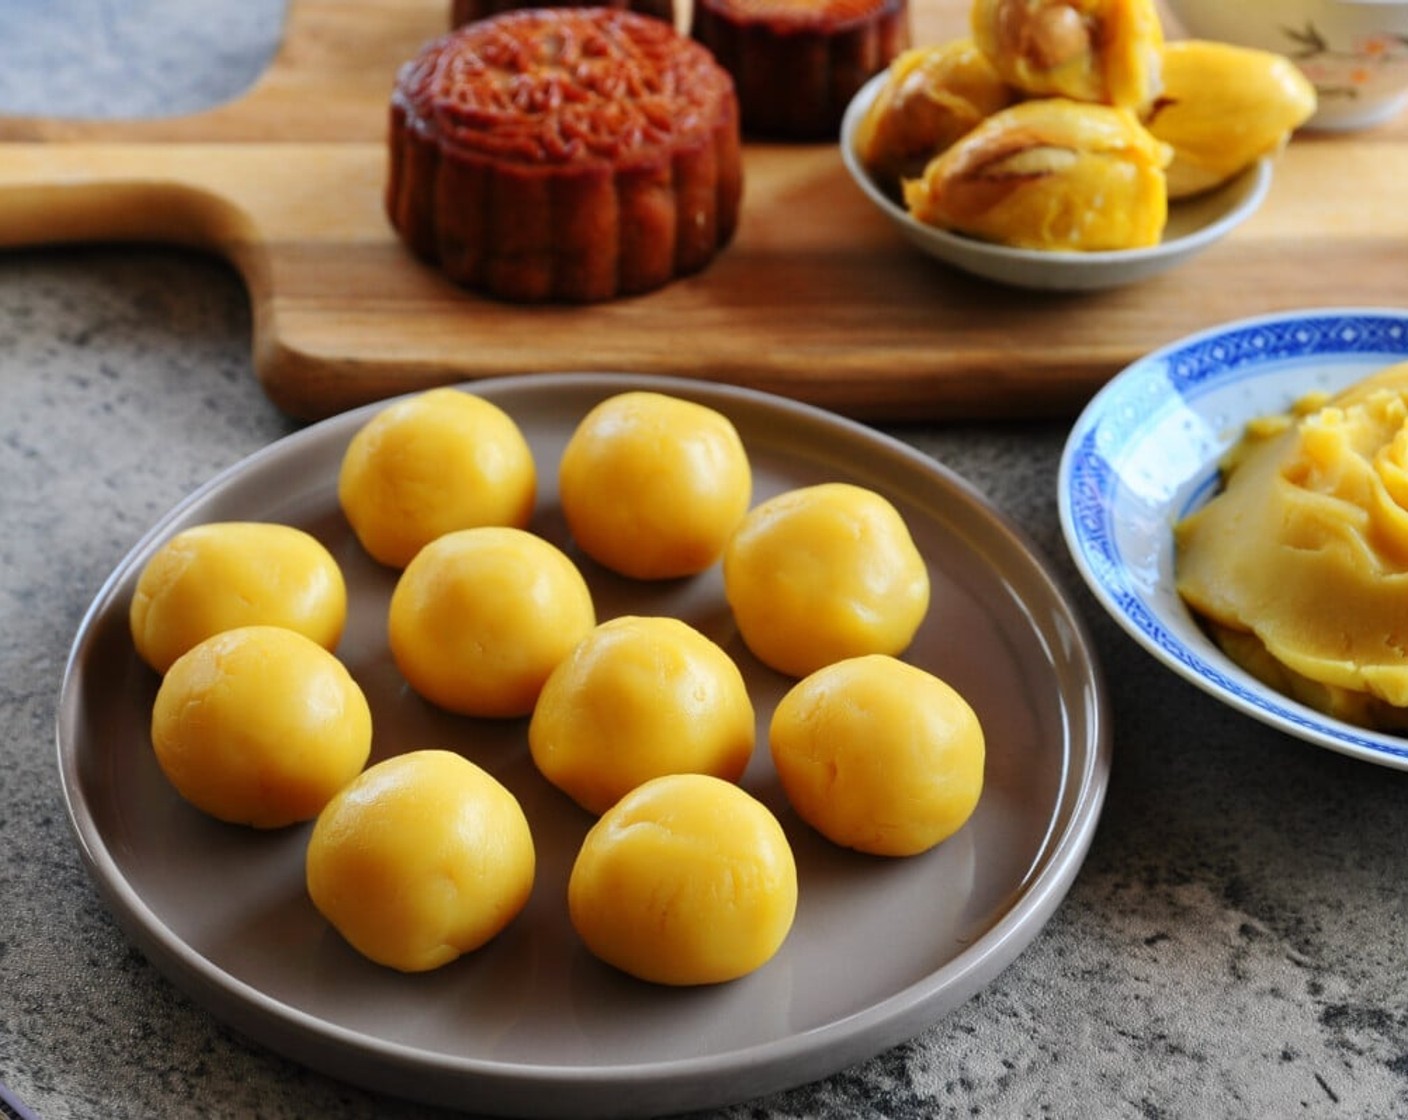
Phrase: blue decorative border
[
  {"left": 1063, "top": 310, "right": 1408, "bottom": 762},
  {"left": 1166, "top": 312, "right": 1408, "bottom": 395}
]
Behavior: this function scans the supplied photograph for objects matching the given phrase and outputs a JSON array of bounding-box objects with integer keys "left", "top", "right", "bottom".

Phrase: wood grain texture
[{"left": 0, "top": 0, "right": 1403, "bottom": 421}]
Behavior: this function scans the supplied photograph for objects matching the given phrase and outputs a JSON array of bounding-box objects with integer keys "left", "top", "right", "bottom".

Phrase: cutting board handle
[{"left": 0, "top": 170, "right": 253, "bottom": 254}]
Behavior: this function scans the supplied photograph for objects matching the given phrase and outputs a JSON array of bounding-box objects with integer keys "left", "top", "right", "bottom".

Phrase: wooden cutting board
[{"left": 1, "top": 0, "right": 1405, "bottom": 422}]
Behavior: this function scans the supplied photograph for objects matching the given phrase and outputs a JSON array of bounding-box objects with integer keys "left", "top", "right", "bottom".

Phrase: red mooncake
[
  {"left": 692, "top": 0, "right": 909, "bottom": 138},
  {"left": 450, "top": 0, "right": 675, "bottom": 27},
  {"left": 387, "top": 7, "right": 743, "bottom": 302}
]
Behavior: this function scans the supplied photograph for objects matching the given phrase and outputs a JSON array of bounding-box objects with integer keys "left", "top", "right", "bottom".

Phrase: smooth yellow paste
[
  {"left": 151, "top": 625, "right": 372, "bottom": 828},
  {"left": 130, "top": 521, "right": 346, "bottom": 675},
  {"left": 528, "top": 615, "right": 755, "bottom": 815},
  {"left": 723, "top": 482, "right": 930, "bottom": 678},
  {"left": 568, "top": 773, "right": 797, "bottom": 986},
  {"left": 388, "top": 526, "right": 596, "bottom": 718},
  {"left": 306, "top": 749, "right": 535, "bottom": 972},
  {"left": 558, "top": 391, "right": 752, "bottom": 580},
  {"left": 338, "top": 387, "right": 537, "bottom": 570},
  {"left": 769, "top": 654, "right": 985, "bottom": 856}
]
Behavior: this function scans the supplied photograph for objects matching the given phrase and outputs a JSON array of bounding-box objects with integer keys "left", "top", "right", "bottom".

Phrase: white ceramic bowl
[
  {"left": 1163, "top": 0, "right": 1408, "bottom": 130},
  {"left": 839, "top": 72, "right": 1272, "bottom": 292},
  {"left": 1058, "top": 307, "right": 1408, "bottom": 769}
]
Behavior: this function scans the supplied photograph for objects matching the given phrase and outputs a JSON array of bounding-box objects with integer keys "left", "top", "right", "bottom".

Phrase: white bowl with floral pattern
[{"left": 1163, "top": 0, "right": 1408, "bottom": 130}]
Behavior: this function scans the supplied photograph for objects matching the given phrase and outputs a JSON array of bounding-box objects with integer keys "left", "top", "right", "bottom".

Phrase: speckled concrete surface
[{"left": 3, "top": 4, "right": 1408, "bottom": 1119}]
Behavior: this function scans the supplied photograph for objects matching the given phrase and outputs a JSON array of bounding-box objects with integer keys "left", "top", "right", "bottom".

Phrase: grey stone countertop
[{"left": 2, "top": 3, "right": 1407, "bottom": 1119}]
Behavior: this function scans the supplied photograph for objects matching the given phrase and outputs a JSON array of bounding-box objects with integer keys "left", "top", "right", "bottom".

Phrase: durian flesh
[
  {"left": 1145, "top": 40, "right": 1318, "bottom": 199},
  {"left": 970, "top": 0, "right": 1164, "bottom": 111},
  {"left": 902, "top": 97, "right": 1173, "bottom": 251},
  {"left": 856, "top": 41, "right": 1020, "bottom": 183}
]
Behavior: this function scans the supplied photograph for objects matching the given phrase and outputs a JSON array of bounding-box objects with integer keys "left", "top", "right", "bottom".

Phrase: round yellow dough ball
[
  {"left": 338, "top": 387, "right": 537, "bottom": 568},
  {"left": 568, "top": 773, "right": 796, "bottom": 985},
  {"left": 130, "top": 521, "right": 346, "bottom": 675},
  {"left": 388, "top": 526, "right": 596, "bottom": 718},
  {"left": 769, "top": 654, "right": 984, "bottom": 856},
  {"left": 150, "top": 625, "right": 372, "bottom": 828},
  {"left": 723, "top": 482, "right": 930, "bottom": 678},
  {"left": 558, "top": 391, "right": 751, "bottom": 579},
  {"left": 306, "top": 749, "right": 535, "bottom": 973},
  {"left": 528, "top": 615, "right": 755, "bottom": 815}
]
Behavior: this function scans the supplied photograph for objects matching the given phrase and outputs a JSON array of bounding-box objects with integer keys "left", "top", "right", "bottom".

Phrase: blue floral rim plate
[{"left": 1058, "top": 307, "right": 1408, "bottom": 769}]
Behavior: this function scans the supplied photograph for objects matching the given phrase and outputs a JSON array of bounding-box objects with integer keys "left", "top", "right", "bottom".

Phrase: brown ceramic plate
[{"left": 57, "top": 373, "right": 1109, "bottom": 1117}]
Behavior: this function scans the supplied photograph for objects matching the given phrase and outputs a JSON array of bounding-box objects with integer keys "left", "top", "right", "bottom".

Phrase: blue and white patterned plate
[{"left": 1058, "top": 308, "right": 1408, "bottom": 768}]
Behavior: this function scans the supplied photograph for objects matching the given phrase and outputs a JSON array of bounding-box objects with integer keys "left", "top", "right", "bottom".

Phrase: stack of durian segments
[{"left": 854, "top": 0, "right": 1318, "bottom": 252}]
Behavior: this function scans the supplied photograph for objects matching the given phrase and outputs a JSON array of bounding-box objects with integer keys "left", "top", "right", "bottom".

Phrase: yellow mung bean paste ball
[
  {"left": 568, "top": 773, "right": 796, "bottom": 986},
  {"left": 338, "top": 387, "right": 537, "bottom": 568},
  {"left": 130, "top": 521, "right": 346, "bottom": 675},
  {"left": 388, "top": 526, "right": 595, "bottom": 718},
  {"left": 306, "top": 749, "right": 535, "bottom": 973},
  {"left": 528, "top": 615, "right": 755, "bottom": 815},
  {"left": 770, "top": 654, "right": 984, "bottom": 857},
  {"left": 558, "top": 391, "right": 752, "bottom": 580},
  {"left": 150, "top": 625, "right": 372, "bottom": 829},
  {"left": 722, "top": 482, "right": 930, "bottom": 678}
]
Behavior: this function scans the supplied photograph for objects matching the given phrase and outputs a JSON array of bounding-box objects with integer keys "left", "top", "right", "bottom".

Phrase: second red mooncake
[
  {"left": 692, "top": 0, "right": 909, "bottom": 138},
  {"left": 450, "top": 0, "right": 675, "bottom": 27}
]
